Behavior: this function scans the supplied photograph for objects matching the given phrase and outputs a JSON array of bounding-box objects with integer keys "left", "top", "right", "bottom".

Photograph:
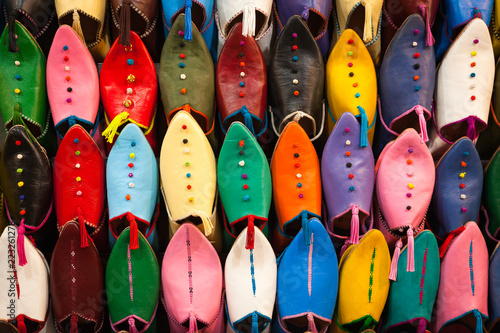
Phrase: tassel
[
  {"left": 17, "top": 315, "right": 26, "bottom": 333},
  {"left": 13, "top": 104, "right": 36, "bottom": 143},
  {"left": 198, "top": 210, "right": 214, "bottom": 237},
  {"left": 102, "top": 111, "right": 129, "bottom": 143},
  {"left": 70, "top": 314, "right": 78, "bottom": 333},
  {"left": 439, "top": 225, "right": 466, "bottom": 258},
  {"left": 358, "top": 106, "right": 368, "bottom": 148},
  {"left": 8, "top": 11, "right": 17, "bottom": 52},
  {"left": 251, "top": 312, "right": 259, "bottom": 333},
  {"left": 188, "top": 312, "right": 198, "bottom": 333},
  {"left": 417, "top": 318, "right": 426, "bottom": 333},
  {"left": 360, "top": 316, "right": 374, "bottom": 331},
  {"left": 17, "top": 219, "right": 27, "bottom": 266},
  {"left": 407, "top": 228, "right": 415, "bottom": 272},
  {"left": 246, "top": 215, "right": 255, "bottom": 250},
  {"left": 307, "top": 313, "right": 318, "bottom": 333},
  {"left": 128, "top": 317, "right": 139, "bottom": 333},
  {"left": 301, "top": 6, "right": 309, "bottom": 21},
  {"left": 119, "top": 0, "right": 131, "bottom": 46},
  {"left": 184, "top": 0, "right": 193, "bottom": 41},
  {"left": 361, "top": 0, "right": 373, "bottom": 43},
  {"left": 389, "top": 239, "right": 403, "bottom": 281},
  {"left": 242, "top": 2, "right": 256, "bottom": 37},
  {"left": 415, "top": 105, "right": 429, "bottom": 142},
  {"left": 474, "top": 309, "right": 483, "bottom": 333},
  {"left": 340, "top": 240, "right": 352, "bottom": 257},
  {"left": 473, "top": 7, "right": 482, "bottom": 19},
  {"left": 350, "top": 205, "right": 360, "bottom": 245},
  {"left": 302, "top": 212, "right": 311, "bottom": 246},
  {"left": 77, "top": 207, "right": 89, "bottom": 248},
  {"left": 72, "top": 9, "right": 86, "bottom": 45},
  {"left": 419, "top": 5, "right": 435, "bottom": 46},
  {"left": 127, "top": 212, "right": 139, "bottom": 250},
  {"left": 466, "top": 116, "right": 477, "bottom": 140},
  {"left": 239, "top": 105, "right": 256, "bottom": 136}
]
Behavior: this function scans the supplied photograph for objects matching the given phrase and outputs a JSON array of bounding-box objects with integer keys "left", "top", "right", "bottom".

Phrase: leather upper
[
  {"left": 53, "top": 125, "right": 105, "bottom": 232},
  {"left": 217, "top": 22, "right": 267, "bottom": 136},
  {"left": 484, "top": 147, "right": 500, "bottom": 240},
  {"left": 446, "top": 0, "right": 493, "bottom": 31},
  {"left": 47, "top": 25, "right": 99, "bottom": 137},
  {"left": 216, "top": 0, "right": 272, "bottom": 39},
  {"left": 336, "top": 229, "right": 390, "bottom": 332},
  {"left": 160, "top": 14, "right": 214, "bottom": 133},
  {"left": 0, "top": 125, "right": 52, "bottom": 229},
  {"left": 432, "top": 222, "right": 488, "bottom": 333},
  {"left": 277, "top": 219, "right": 337, "bottom": 333},
  {"left": 268, "top": 16, "right": 324, "bottom": 139},
  {"left": 162, "top": 223, "right": 223, "bottom": 332},
  {"left": 50, "top": 222, "right": 104, "bottom": 333},
  {"left": 488, "top": 242, "right": 500, "bottom": 331},
  {"left": 430, "top": 137, "right": 483, "bottom": 239},
  {"left": 111, "top": 0, "right": 159, "bottom": 37},
  {"left": 0, "top": 21, "right": 47, "bottom": 139},
  {"left": 106, "top": 227, "right": 160, "bottom": 333},
  {"left": 383, "top": 0, "right": 438, "bottom": 29},
  {"left": 382, "top": 230, "right": 440, "bottom": 332},
  {"left": 4, "top": 0, "right": 51, "bottom": 35}
]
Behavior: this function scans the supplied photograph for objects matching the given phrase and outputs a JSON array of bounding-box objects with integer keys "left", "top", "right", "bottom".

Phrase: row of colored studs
[
  {"left": 344, "top": 127, "right": 355, "bottom": 191},
  {"left": 460, "top": 151, "right": 469, "bottom": 211},
  {"left": 469, "top": 41, "right": 478, "bottom": 100},
  {"left": 289, "top": 33, "right": 300, "bottom": 96},
  {"left": 239, "top": 42, "right": 247, "bottom": 95},
  {"left": 14, "top": 141, "right": 26, "bottom": 214},
  {"left": 181, "top": 125, "right": 192, "bottom": 180},
  {"left": 125, "top": 145, "right": 137, "bottom": 200},
  {"left": 406, "top": 148, "right": 414, "bottom": 208},
  {"left": 238, "top": 140, "right": 251, "bottom": 200},
  {"left": 294, "top": 150, "right": 304, "bottom": 198},
  {"left": 345, "top": 39, "right": 361, "bottom": 96}
]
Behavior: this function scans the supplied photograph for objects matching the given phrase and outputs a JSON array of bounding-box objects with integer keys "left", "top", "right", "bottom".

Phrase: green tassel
[{"left": 13, "top": 103, "right": 36, "bottom": 143}]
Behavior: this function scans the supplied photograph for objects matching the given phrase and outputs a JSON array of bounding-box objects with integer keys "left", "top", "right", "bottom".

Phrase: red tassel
[
  {"left": 127, "top": 212, "right": 139, "bottom": 250},
  {"left": 17, "top": 219, "right": 27, "bottom": 266},
  {"left": 246, "top": 216, "right": 255, "bottom": 250},
  {"left": 389, "top": 239, "right": 403, "bottom": 281},
  {"left": 439, "top": 225, "right": 466, "bottom": 258},
  {"left": 17, "top": 315, "right": 26, "bottom": 333},
  {"left": 77, "top": 207, "right": 89, "bottom": 248},
  {"left": 70, "top": 314, "right": 78, "bottom": 333}
]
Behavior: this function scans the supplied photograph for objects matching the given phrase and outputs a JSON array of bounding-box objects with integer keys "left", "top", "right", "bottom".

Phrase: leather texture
[
  {"left": 50, "top": 222, "right": 104, "bottom": 333},
  {"left": 159, "top": 111, "right": 221, "bottom": 251},
  {"left": 326, "top": 29, "right": 377, "bottom": 145},
  {"left": 0, "top": 21, "right": 47, "bottom": 139},
  {"left": 106, "top": 227, "right": 160, "bottom": 333},
  {"left": 0, "top": 226, "right": 50, "bottom": 332},
  {"left": 269, "top": 16, "right": 324, "bottom": 140},
  {"left": 276, "top": 218, "right": 337, "bottom": 333},
  {"left": 100, "top": 30, "right": 157, "bottom": 148},
  {"left": 428, "top": 18, "right": 495, "bottom": 158},
  {"left": 322, "top": 113, "right": 374, "bottom": 243},
  {"left": 106, "top": 123, "right": 158, "bottom": 243},
  {"left": 430, "top": 137, "right": 483, "bottom": 239},
  {"left": 334, "top": 229, "right": 390, "bottom": 333},
  {"left": 162, "top": 223, "right": 224, "bottom": 333},
  {"left": 379, "top": 15, "right": 434, "bottom": 143},
  {"left": 53, "top": 125, "right": 105, "bottom": 234},
  {"left": 217, "top": 22, "right": 267, "bottom": 137},
  {"left": 432, "top": 222, "right": 488, "bottom": 333},
  {"left": 4, "top": 0, "right": 54, "bottom": 37},
  {"left": 487, "top": 242, "right": 500, "bottom": 332},
  {"left": 274, "top": 0, "right": 332, "bottom": 56},
  {"left": 160, "top": 14, "right": 214, "bottom": 134},
  {"left": 217, "top": 122, "right": 271, "bottom": 240},
  {"left": 271, "top": 122, "right": 321, "bottom": 253},
  {"left": 225, "top": 226, "right": 276, "bottom": 333},
  {"left": 483, "top": 147, "right": 500, "bottom": 243},
  {"left": 47, "top": 25, "right": 99, "bottom": 138},
  {"left": 446, "top": 0, "right": 493, "bottom": 32},
  {"left": 0, "top": 125, "right": 52, "bottom": 230},
  {"left": 382, "top": 230, "right": 440, "bottom": 333}
]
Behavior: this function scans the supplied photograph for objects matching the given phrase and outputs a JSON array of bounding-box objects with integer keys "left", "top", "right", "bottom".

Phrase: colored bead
[
  {"left": 180, "top": 74, "right": 186, "bottom": 80},
  {"left": 126, "top": 195, "right": 131, "bottom": 200},
  {"left": 348, "top": 62, "right": 353, "bottom": 67},
  {"left": 292, "top": 45, "right": 298, "bottom": 50},
  {"left": 15, "top": 75, "right": 21, "bottom": 80},
  {"left": 408, "top": 148, "right": 414, "bottom": 153},
  {"left": 463, "top": 151, "right": 470, "bottom": 156},
  {"left": 349, "top": 174, "right": 354, "bottom": 179},
  {"left": 414, "top": 75, "right": 419, "bottom": 81},
  {"left": 239, "top": 140, "right": 245, "bottom": 147},
  {"left": 414, "top": 53, "right": 420, "bottom": 58},
  {"left": 471, "top": 73, "right": 476, "bottom": 77},
  {"left": 127, "top": 88, "right": 133, "bottom": 94},
  {"left": 347, "top": 163, "right": 352, "bottom": 168},
  {"left": 181, "top": 88, "right": 187, "bottom": 94},
  {"left": 240, "top": 82, "right": 245, "bottom": 87},
  {"left": 243, "top": 184, "right": 249, "bottom": 190},
  {"left": 346, "top": 151, "right": 351, "bottom": 156},
  {"left": 346, "top": 140, "right": 351, "bottom": 146},
  {"left": 239, "top": 161, "right": 245, "bottom": 166},
  {"left": 296, "top": 174, "right": 302, "bottom": 179},
  {"left": 349, "top": 72, "right": 354, "bottom": 77},
  {"left": 129, "top": 173, "right": 133, "bottom": 177},
  {"left": 182, "top": 125, "right": 187, "bottom": 129},
  {"left": 185, "top": 148, "right": 189, "bottom": 153},
  {"left": 350, "top": 186, "right": 355, "bottom": 191},
  {"left": 67, "top": 87, "right": 72, "bottom": 92},
  {"left": 129, "top": 183, "right": 134, "bottom": 188},
  {"left": 76, "top": 176, "right": 82, "bottom": 182},
  {"left": 460, "top": 183, "right": 465, "bottom": 188},
  {"left": 127, "top": 59, "right": 134, "bottom": 65},
  {"left": 292, "top": 56, "right": 298, "bottom": 62},
  {"left": 20, "top": 210, "right": 25, "bottom": 215},
  {"left": 239, "top": 52, "right": 244, "bottom": 57},
  {"left": 406, "top": 193, "right": 412, "bottom": 197},
  {"left": 355, "top": 93, "right": 360, "bottom": 98},
  {"left": 460, "top": 172, "right": 466, "bottom": 178},
  {"left": 180, "top": 63, "right": 185, "bottom": 68},
  {"left": 240, "top": 72, "right": 245, "bottom": 77},
  {"left": 65, "top": 66, "right": 69, "bottom": 71},
  {"left": 294, "top": 153, "right": 299, "bottom": 158},
  {"left": 15, "top": 61, "right": 20, "bottom": 66},
  {"left": 348, "top": 39, "right": 354, "bottom": 44},
  {"left": 178, "top": 30, "right": 184, "bottom": 36},
  {"left": 189, "top": 197, "right": 194, "bottom": 202},
  {"left": 471, "top": 96, "right": 476, "bottom": 101},
  {"left": 292, "top": 33, "right": 297, "bottom": 38},
  {"left": 128, "top": 163, "right": 134, "bottom": 168},
  {"left": 180, "top": 54, "right": 186, "bottom": 59},
  {"left": 17, "top": 154, "right": 22, "bottom": 159},
  {"left": 242, "top": 174, "right": 248, "bottom": 179},
  {"left": 16, "top": 168, "right": 22, "bottom": 173},
  {"left": 412, "top": 42, "right": 417, "bottom": 47},
  {"left": 408, "top": 183, "right": 414, "bottom": 189},
  {"left": 414, "top": 29, "right": 420, "bottom": 34},
  {"left": 180, "top": 42, "right": 185, "bottom": 47},
  {"left": 74, "top": 139, "right": 79, "bottom": 144},
  {"left": 347, "top": 51, "right": 353, "bottom": 56},
  {"left": 240, "top": 62, "right": 245, "bottom": 67},
  {"left": 75, "top": 164, "right": 81, "bottom": 168},
  {"left": 407, "top": 206, "right": 412, "bottom": 210},
  {"left": 131, "top": 142, "right": 136, "bottom": 146},
  {"left": 299, "top": 194, "right": 304, "bottom": 198},
  {"left": 65, "top": 76, "right": 70, "bottom": 81},
  {"left": 293, "top": 79, "right": 298, "bottom": 84},
  {"left": 187, "top": 185, "right": 192, "bottom": 189},
  {"left": 474, "top": 39, "right": 479, "bottom": 44},
  {"left": 462, "top": 161, "right": 467, "bottom": 167},
  {"left": 407, "top": 159, "right": 413, "bottom": 164},
  {"left": 76, "top": 191, "right": 82, "bottom": 196},
  {"left": 187, "top": 173, "right": 191, "bottom": 178},
  {"left": 461, "top": 194, "right": 467, "bottom": 199},
  {"left": 294, "top": 91, "right": 299, "bottom": 96},
  {"left": 462, "top": 207, "right": 467, "bottom": 212},
  {"left": 130, "top": 153, "right": 135, "bottom": 158},
  {"left": 353, "top": 82, "right": 358, "bottom": 87},
  {"left": 14, "top": 89, "right": 20, "bottom": 94},
  {"left": 414, "top": 64, "right": 420, "bottom": 69},
  {"left": 295, "top": 163, "right": 300, "bottom": 168},
  {"left": 75, "top": 151, "right": 80, "bottom": 155},
  {"left": 127, "top": 74, "right": 135, "bottom": 82},
  {"left": 19, "top": 195, "right": 25, "bottom": 200},
  {"left": 239, "top": 150, "right": 244, "bottom": 155},
  {"left": 471, "top": 62, "right": 476, "bottom": 68},
  {"left": 64, "top": 56, "right": 69, "bottom": 61},
  {"left": 66, "top": 98, "right": 72, "bottom": 103},
  {"left": 297, "top": 183, "right": 302, "bottom": 188},
  {"left": 18, "top": 181, "right": 24, "bottom": 187},
  {"left": 15, "top": 141, "right": 20, "bottom": 145},
  {"left": 240, "top": 92, "right": 245, "bottom": 97},
  {"left": 415, "top": 86, "right": 421, "bottom": 91},
  {"left": 243, "top": 195, "right": 249, "bottom": 201},
  {"left": 185, "top": 162, "right": 190, "bottom": 166},
  {"left": 471, "top": 51, "right": 477, "bottom": 56},
  {"left": 240, "top": 41, "right": 245, "bottom": 46}
]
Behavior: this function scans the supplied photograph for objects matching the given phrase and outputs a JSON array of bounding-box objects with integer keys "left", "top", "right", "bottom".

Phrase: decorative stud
[
  {"left": 414, "top": 29, "right": 420, "bottom": 34},
  {"left": 181, "top": 88, "right": 187, "bottom": 94},
  {"left": 189, "top": 197, "right": 194, "bottom": 202},
  {"left": 187, "top": 173, "right": 191, "bottom": 178},
  {"left": 347, "top": 163, "right": 352, "bottom": 168},
  {"left": 16, "top": 168, "right": 22, "bottom": 173},
  {"left": 349, "top": 72, "right": 354, "bottom": 77},
  {"left": 127, "top": 74, "right": 135, "bottom": 82},
  {"left": 460, "top": 172, "right": 466, "bottom": 178},
  {"left": 65, "top": 66, "right": 70, "bottom": 71},
  {"left": 180, "top": 42, "right": 185, "bottom": 47},
  {"left": 355, "top": 93, "right": 360, "bottom": 98},
  {"left": 406, "top": 193, "right": 412, "bottom": 197},
  {"left": 471, "top": 51, "right": 477, "bottom": 56},
  {"left": 65, "top": 76, "right": 71, "bottom": 81},
  {"left": 353, "top": 82, "right": 358, "bottom": 87},
  {"left": 15, "top": 140, "right": 21, "bottom": 145},
  {"left": 14, "top": 89, "right": 20, "bottom": 94},
  {"left": 293, "top": 79, "right": 298, "bottom": 84},
  {"left": 414, "top": 75, "right": 419, "bottom": 81},
  {"left": 347, "top": 51, "right": 353, "bottom": 56},
  {"left": 187, "top": 185, "right": 192, "bottom": 189},
  {"left": 128, "top": 163, "right": 134, "bottom": 168},
  {"left": 348, "top": 62, "right": 353, "bottom": 67},
  {"left": 75, "top": 163, "right": 81, "bottom": 168},
  {"left": 299, "top": 194, "right": 304, "bottom": 198},
  {"left": 180, "top": 63, "right": 185, "bottom": 68},
  {"left": 407, "top": 159, "right": 413, "bottom": 165},
  {"left": 461, "top": 161, "right": 467, "bottom": 167},
  {"left": 178, "top": 30, "right": 184, "bottom": 36},
  {"left": 292, "top": 33, "right": 297, "bottom": 38},
  {"left": 474, "top": 39, "right": 479, "bottom": 44},
  {"left": 292, "top": 45, "right": 297, "bottom": 50},
  {"left": 127, "top": 59, "right": 134, "bottom": 65},
  {"left": 75, "top": 151, "right": 81, "bottom": 156},
  {"left": 461, "top": 194, "right": 467, "bottom": 199},
  {"left": 295, "top": 163, "right": 300, "bottom": 168},
  {"left": 350, "top": 186, "right": 355, "bottom": 191},
  {"left": 18, "top": 181, "right": 24, "bottom": 187},
  {"left": 240, "top": 92, "right": 245, "bottom": 97},
  {"left": 20, "top": 210, "right": 26, "bottom": 215},
  {"left": 129, "top": 173, "right": 133, "bottom": 177},
  {"left": 15, "top": 61, "right": 20, "bottom": 66},
  {"left": 413, "top": 53, "right": 420, "bottom": 58},
  {"left": 185, "top": 148, "right": 189, "bottom": 153},
  {"left": 460, "top": 183, "right": 465, "bottom": 188},
  {"left": 413, "top": 64, "right": 420, "bottom": 70},
  {"left": 239, "top": 150, "right": 244, "bottom": 155},
  {"left": 294, "top": 91, "right": 299, "bottom": 96},
  {"left": 471, "top": 62, "right": 476, "bottom": 67},
  {"left": 182, "top": 125, "right": 187, "bottom": 129},
  {"left": 76, "top": 191, "right": 82, "bottom": 196},
  {"left": 180, "top": 54, "right": 186, "bottom": 59},
  {"left": 408, "top": 148, "right": 414, "bottom": 153},
  {"left": 239, "top": 52, "right": 244, "bottom": 57},
  {"left": 129, "top": 153, "right": 135, "bottom": 159},
  {"left": 67, "top": 87, "right": 73, "bottom": 92},
  {"left": 296, "top": 174, "right": 302, "bottom": 179},
  {"left": 461, "top": 207, "right": 467, "bottom": 212},
  {"left": 76, "top": 177, "right": 81, "bottom": 182},
  {"left": 243, "top": 195, "right": 249, "bottom": 201},
  {"left": 292, "top": 56, "right": 298, "bottom": 62},
  {"left": 74, "top": 138, "right": 79, "bottom": 144},
  {"left": 243, "top": 184, "right": 249, "bottom": 189},
  {"left": 294, "top": 153, "right": 299, "bottom": 158},
  {"left": 66, "top": 98, "right": 72, "bottom": 103},
  {"left": 408, "top": 183, "right": 414, "bottom": 189},
  {"left": 239, "top": 140, "right": 245, "bottom": 147},
  {"left": 240, "top": 62, "right": 245, "bottom": 67},
  {"left": 15, "top": 75, "right": 21, "bottom": 80},
  {"left": 180, "top": 74, "right": 186, "bottom": 80},
  {"left": 19, "top": 195, "right": 25, "bottom": 200},
  {"left": 349, "top": 174, "right": 354, "bottom": 179},
  {"left": 346, "top": 140, "right": 351, "bottom": 146},
  {"left": 348, "top": 39, "right": 354, "bottom": 44},
  {"left": 240, "top": 82, "right": 245, "bottom": 87},
  {"left": 415, "top": 86, "right": 421, "bottom": 91},
  {"left": 463, "top": 151, "right": 470, "bottom": 157},
  {"left": 471, "top": 96, "right": 476, "bottom": 101},
  {"left": 64, "top": 56, "right": 69, "bottom": 62},
  {"left": 470, "top": 73, "right": 476, "bottom": 78},
  {"left": 240, "top": 41, "right": 245, "bottom": 46},
  {"left": 129, "top": 183, "right": 134, "bottom": 188},
  {"left": 242, "top": 174, "right": 248, "bottom": 179},
  {"left": 346, "top": 151, "right": 351, "bottom": 156},
  {"left": 239, "top": 161, "right": 245, "bottom": 166},
  {"left": 185, "top": 162, "right": 190, "bottom": 166},
  {"left": 17, "top": 154, "right": 23, "bottom": 159},
  {"left": 126, "top": 195, "right": 131, "bottom": 200},
  {"left": 412, "top": 42, "right": 417, "bottom": 47},
  {"left": 240, "top": 72, "right": 245, "bottom": 77}
]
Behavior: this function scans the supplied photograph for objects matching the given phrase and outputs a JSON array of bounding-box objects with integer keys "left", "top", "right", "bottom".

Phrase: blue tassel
[
  {"left": 302, "top": 212, "right": 311, "bottom": 245},
  {"left": 184, "top": 0, "right": 193, "bottom": 41},
  {"left": 474, "top": 309, "right": 483, "bottom": 333},
  {"left": 240, "top": 105, "right": 256, "bottom": 135},
  {"left": 251, "top": 312, "right": 259, "bottom": 333},
  {"left": 358, "top": 106, "right": 368, "bottom": 148}
]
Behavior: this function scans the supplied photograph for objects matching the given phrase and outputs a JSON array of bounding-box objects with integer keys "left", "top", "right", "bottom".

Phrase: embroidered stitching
[
  {"left": 250, "top": 249, "right": 256, "bottom": 296},
  {"left": 420, "top": 248, "right": 428, "bottom": 305},
  {"left": 71, "top": 240, "right": 76, "bottom": 305},
  {"left": 308, "top": 234, "right": 314, "bottom": 297},
  {"left": 186, "top": 226, "right": 194, "bottom": 304},
  {"left": 469, "top": 240, "right": 475, "bottom": 296},
  {"left": 127, "top": 245, "right": 133, "bottom": 302},
  {"left": 369, "top": 247, "right": 375, "bottom": 303}
]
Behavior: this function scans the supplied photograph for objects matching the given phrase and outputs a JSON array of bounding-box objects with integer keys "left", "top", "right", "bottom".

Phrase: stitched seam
[
  {"left": 250, "top": 249, "right": 256, "bottom": 296},
  {"left": 469, "top": 240, "right": 475, "bottom": 296},
  {"left": 369, "top": 247, "right": 375, "bottom": 303},
  {"left": 308, "top": 233, "right": 314, "bottom": 297},
  {"left": 420, "top": 248, "right": 428, "bottom": 305},
  {"left": 128, "top": 245, "right": 133, "bottom": 302},
  {"left": 186, "top": 226, "right": 194, "bottom": 305},
  {"left": 71, "top": 240, "right": 76, "bottom": 308}
]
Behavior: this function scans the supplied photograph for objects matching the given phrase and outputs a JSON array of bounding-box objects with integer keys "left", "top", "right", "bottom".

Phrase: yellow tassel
[
  {"left": 72, "top": 9, "right": 86, "bottom": 45},
  {"left": 102, "top": 111, "right": 130, "bottom": 143}
]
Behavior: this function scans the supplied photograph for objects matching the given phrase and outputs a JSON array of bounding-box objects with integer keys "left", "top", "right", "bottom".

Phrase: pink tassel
[
  {"left": 70, "top": 314, "right": 78, "bottom": 333},
  {"left": 77, "top": 207, "right": 89, "bottom": 248},
  {"left": 307, "top": 313, "right": 318, "bottom": 333},
  {"left": 128, "top": 317, "right": 139, "bottom": 333},
  {"left": 350, "top": 205, "right": 360, "bottom": 245},
  {"left": 389, "top": 239, "right": 403, "bottom": 281},
  {"left": 407, "top": 228, "right": 415, "bottom": 272},
  {"left": 17, "top": 219, "right": 27, "bottom": 266},
  {"left": 419, "top": 5, "right": 435, "bottom": 46},
  {"left": 246, "top": 216, "right": 255, "bottom": 250},
  {"left": 417, "top": 318, "right": 426, "bottom": 333},
  {"left": 188, "top": 312, "right": 198, "bottom": 333},
  {"left": 340, "top": 240, "right": 352, "bottom": 258},
  {"left": 466, "top": 116, "right": 477, "bottom": 140},
  {"left": 415, "top": 106, "right": 429, "bottom": 142}
]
